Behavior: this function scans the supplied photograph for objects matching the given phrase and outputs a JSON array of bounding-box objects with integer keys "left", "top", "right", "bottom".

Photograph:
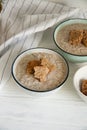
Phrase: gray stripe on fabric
[
  {"left": 30, "top": 15, "right": 40, "bottom": 48},
  {"left": 4, "top": 0, "right": 26, "bottom": 41},
  {"left": 3, "top": 0, "right": 18, "bottom": 48},
  {"left": 40, "top": 1, "right": 49, "bottom": 14},
  {"left": 4, "top": 0, "right": 18, "bottom": 35},
  {"left": 31, "top": 0, "right": 41, "bottom": 14},
  {"left": 0, "top": 45, "right": 16, "bottom": 84},
  {"left": 21, "top": 0, "right": 33, "bottom": 15},
  {"left": 50, "top": 3, "right": 57, "bottom": 14},
  {"left": 1, "top": 0, "right": 10, "bottom": 13},
  {"left": 0, "top": 18, "right": 28, "bottom": 85}
]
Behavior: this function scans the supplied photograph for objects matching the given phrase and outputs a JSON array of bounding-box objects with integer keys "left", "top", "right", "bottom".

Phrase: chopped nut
[
  {"left": 69, "top": 30, "right": 83, "bottom": 45},
  {"left": 26, "top": 60, "right": 41, "bottom": 74},
  {"left": 34, "top": 66, "right": 49, "bottom": 82},
  {"left": 81, "top": 80, "right": 87, "bottom": 96}
]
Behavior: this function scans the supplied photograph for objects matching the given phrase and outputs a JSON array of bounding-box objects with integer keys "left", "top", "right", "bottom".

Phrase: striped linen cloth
[{"left": 0, "top": 0, "right": 87, "bottom": 130}]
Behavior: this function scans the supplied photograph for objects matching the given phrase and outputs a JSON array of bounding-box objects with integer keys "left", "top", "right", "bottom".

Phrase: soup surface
[
  {"left": 56, "top": 23, "right": 87, "bottom": 55},
  {"left": 15, "top": 52, "right": 68, "bottom": 91}
]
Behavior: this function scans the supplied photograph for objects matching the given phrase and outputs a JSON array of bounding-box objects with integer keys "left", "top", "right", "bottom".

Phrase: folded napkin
[{"left": 0, "top": 0, "right": 84, "bottom": 88}]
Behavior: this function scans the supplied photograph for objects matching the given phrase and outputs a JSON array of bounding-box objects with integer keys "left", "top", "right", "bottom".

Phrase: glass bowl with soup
[
  {"left": 11, "top": 48, "right": 69, "bottom": 96},
  {"left": 53, "top": 18, "right": 87, "bottom": 63}
]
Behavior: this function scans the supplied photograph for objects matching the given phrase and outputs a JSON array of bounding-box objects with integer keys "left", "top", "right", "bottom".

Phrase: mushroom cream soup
[
  {"left": 56, "top": 23, "right": 87, "bottom": 55},
  {"left": 15, "top": 52, "right": 67, "bottom": 91}
]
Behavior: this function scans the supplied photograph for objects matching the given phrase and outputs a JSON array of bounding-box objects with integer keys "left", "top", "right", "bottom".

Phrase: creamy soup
[
  {"left": 56, "top": 23, "right": 87, "bottom": 55},
  {"left": 15, "top": 52, "right": 68, "bottom": 91}
]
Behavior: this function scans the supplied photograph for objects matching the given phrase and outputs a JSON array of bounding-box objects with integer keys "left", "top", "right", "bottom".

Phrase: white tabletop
[{"left": 0, "top": 1, "right": 87, "bottom": 130}]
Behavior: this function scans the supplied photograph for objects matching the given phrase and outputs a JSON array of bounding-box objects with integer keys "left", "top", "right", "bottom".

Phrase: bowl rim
[
  {"left": 11, "top": 47, "right": 69, "bottom": 93},
  {"left": 73, "top": 65, "right": 87, "bottom": 98},
  {"left": 53, "top": 18, "right": 87, "bottom": 57}
]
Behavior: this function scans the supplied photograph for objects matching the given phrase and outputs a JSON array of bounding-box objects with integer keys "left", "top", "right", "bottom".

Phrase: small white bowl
[
  {"left": 11, "top": 48, "right": 69, "bottom": 96},
  {"left": 53, "top": 18, "right": 87, "bottom": 63},
  {"left": 73, "top": 65, "right": 87, "bottom": 103}
]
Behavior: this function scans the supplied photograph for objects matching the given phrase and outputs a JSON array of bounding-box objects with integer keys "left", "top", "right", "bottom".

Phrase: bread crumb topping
[{"left": 26, "top": 58, "right": 56, "bottom": 82}]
